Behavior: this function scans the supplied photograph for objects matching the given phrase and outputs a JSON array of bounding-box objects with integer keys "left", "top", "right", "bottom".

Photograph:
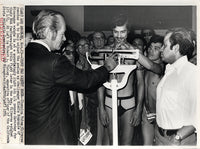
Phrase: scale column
[{"left": 111, "top": 78, "right": 118, "bottom": 146}]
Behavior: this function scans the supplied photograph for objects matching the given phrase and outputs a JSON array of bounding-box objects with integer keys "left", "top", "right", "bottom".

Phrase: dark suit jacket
[{"left": 25, "top": 42, "right": 109, "bottom": 145}]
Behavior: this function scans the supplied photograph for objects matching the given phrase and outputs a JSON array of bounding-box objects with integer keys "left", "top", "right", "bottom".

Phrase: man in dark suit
[{"left": 25, "top": 9, "right": 117, "bottom": 145}]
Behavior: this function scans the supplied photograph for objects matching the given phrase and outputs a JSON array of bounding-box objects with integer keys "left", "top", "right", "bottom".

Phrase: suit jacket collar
[{"left": 31, "top": 40, "right": 51, "bottom": 52}]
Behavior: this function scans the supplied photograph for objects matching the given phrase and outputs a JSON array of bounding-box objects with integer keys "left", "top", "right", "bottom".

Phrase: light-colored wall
[{"left": 25, "top": 6, "right": 84, "bottom": 34}]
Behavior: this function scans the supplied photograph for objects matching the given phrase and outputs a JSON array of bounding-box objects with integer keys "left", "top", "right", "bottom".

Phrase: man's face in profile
[
  {"left": 51, "top": 15, "right": 66, "bottom": 51},
  {"left": 113, "top": 24, "right": 128, "bottom": 43},
  {"left": 161, "top": 32, "right": 175, "bottom": 64}
]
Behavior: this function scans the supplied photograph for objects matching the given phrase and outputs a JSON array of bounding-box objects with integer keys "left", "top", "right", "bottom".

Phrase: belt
[{"left": 158, "top": 126, "right": 178, "bottom": 137}]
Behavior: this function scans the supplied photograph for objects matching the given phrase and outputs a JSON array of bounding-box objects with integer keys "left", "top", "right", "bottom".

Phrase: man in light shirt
[{"left": 155, "top": 28, "right": 197, "bottom": 145}]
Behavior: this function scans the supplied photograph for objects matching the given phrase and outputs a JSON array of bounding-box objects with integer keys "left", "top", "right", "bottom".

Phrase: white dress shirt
[{"left": 156, "top": 56, "right": 197, "bottom": 130}]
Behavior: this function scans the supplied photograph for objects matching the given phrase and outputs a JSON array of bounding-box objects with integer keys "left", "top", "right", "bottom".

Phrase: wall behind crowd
[
  {"left": 25, "top": 6, "right": 84, "bottom": 34},
  {"left": 25, "top": 6, "right": 196, "bottom": 37}
]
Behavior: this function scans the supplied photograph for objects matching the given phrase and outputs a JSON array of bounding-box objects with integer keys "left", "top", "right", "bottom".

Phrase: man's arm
[
  {"left": 130, "top": 64, "right": 145, "bottom": 126},
  {"left": 138, "top": 53, "right": 164, "bottom": 75},
  {"left": 173, "top": 126, "right": 196, "bottom": 144},
  {"left": 97, "top": 86, "right": 109, "bottom": 127},
  {"left": 168, "top": 66, "right": 197, "bottom": 145},
  {"left": 97, "top": 51, "right": 110, "bottom": 127},
  {"left": 53, "top": 54, "right": 117, "bottom": 91},
  {"left": 160, "top": 126, "right": 196, "bottom": 145}
]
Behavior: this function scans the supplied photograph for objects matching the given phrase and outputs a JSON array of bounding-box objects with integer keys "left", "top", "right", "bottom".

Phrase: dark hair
[
  {"left": 65, "top": 25, "right": 81, "bottom": 43},
  {"left": 87, "top": 33, "right": 94, "bottom": 42},
  {"left": 167, "top": 28, "right": 194, "bottom": 57},
  {"left": 92, "top": 31, "right": 106, "bottom": 40},
  {"left": 106, "top": 35, "right": 114, "bottom": 45},
  {"left": 107, "top": 35, "right": 114, "bottom": 40},
  {"left": 131, "top": 34, "right": 147, "bottom": 47},
  {"left": 141, "top": 28, "right": 155, "bottom": 36},
  {"left": 62, "top": 43, "right": 79, "bottom": 64},
  {"left": 75, "top": 36, "right": 90, "bottom": 49},
  {"left": 111, "top": 14, "right": 129, "bottom": 29},
  {"left": 32, "top": 9, "right": 64, "bottom": 39},
  {"left": 149, "top": 35, "right": 164, "bottom": 45},
  {"left": 188, "top": 29, "right": 196, "bottom": 48}
]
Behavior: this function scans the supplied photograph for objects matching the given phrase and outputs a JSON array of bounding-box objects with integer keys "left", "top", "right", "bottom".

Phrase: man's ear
[
  {"left": 45, "top": 28, "right": 57, "bottom": 40},
  {"left": 45, "top": 28, "right": 51, "bottom": 39},
  {"left": 51, "top": 30, "right": 57, "bottom": 40},
  {"left": 172, "top": 44, "right": 180, "bottom": 53}
]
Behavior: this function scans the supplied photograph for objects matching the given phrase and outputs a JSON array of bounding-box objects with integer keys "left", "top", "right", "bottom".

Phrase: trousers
[{"left": 155, "top": 125, "right": 197, "bottom": 145}]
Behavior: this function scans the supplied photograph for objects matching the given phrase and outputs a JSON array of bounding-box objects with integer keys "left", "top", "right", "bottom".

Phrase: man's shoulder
[
  {"left": 26, "top": 43, "right": 63, "bottom": 63},
  {"left": 182, "top": 61, "right": 197, "bottom": 71},
  {"left": 175, "top": 61, "right": 197, "bottom": 82},
  {"left": 185, "top": 61, "right": 198, "bottom": 74},
  {"left": 26, "top": 42, "right": 50, "bottom": 55}
]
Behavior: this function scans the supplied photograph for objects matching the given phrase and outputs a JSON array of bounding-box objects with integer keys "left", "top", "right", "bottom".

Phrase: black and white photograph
[
  {"left": 0, "top": 0, "right": 199, "bottom": 149},
  {"left": 24, "top": 5, "right": 198, "bottom": 146}
]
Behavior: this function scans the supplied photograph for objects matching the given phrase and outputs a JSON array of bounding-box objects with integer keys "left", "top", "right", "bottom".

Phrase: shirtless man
[
  {"left": 137, "top": 35, "right": 164, "bottom": 145},
  {"left": 131, "top": 34, "right": 147, "bottom": 53},
  {"left": 98, "top": 14, "right": 144, "bottom": 145},
  {"left": 90, "top": 31, "right": 110, "bottom": 145}
]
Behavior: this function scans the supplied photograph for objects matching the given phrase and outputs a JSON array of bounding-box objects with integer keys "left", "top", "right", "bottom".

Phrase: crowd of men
[{"left": 25, "top": 9, "right": 197, "bottom": 146}]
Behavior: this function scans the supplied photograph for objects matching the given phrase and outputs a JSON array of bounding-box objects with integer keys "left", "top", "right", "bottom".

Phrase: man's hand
[
  {"left": 155, "top": 133, "right": 181, "bottom": 145},
  {"left": 114, "top": 41, "right": 134, "bottom": 50},
  {"left": 99, "top": 107, "right": 109, "bottom": 127},
  {"left": 146, "top": 112, "right": 156, "bottom": 124},
  {"left": 169, "top": 135, "right": 181, "bottom": 145},
  {"left": 103, "top": 53, "right": 118, "bottom": 71},
  {"left": 130, "top": 108, "right": 142, "bottom": 126}
]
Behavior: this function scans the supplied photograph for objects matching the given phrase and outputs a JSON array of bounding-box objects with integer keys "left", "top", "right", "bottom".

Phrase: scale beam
[{"left": 91, "top": 49, "right": 139, "bottom": 53}]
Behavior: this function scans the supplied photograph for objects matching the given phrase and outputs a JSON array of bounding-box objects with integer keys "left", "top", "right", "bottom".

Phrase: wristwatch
[{"left": 174, "top": 134, "right": 182, "bottom": 141}]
